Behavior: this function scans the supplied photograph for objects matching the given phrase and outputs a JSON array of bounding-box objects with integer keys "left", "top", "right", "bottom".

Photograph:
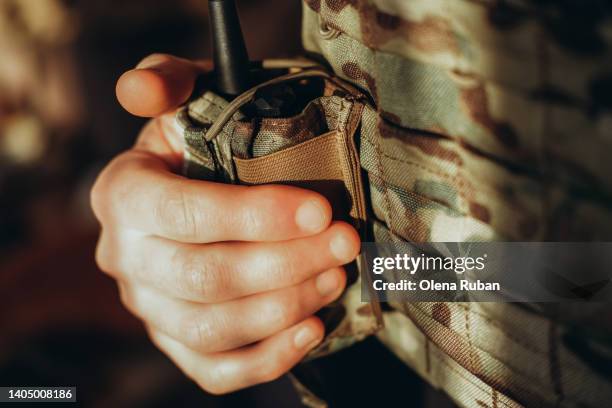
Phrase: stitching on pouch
[
  {"left": 363, "top": 136, "right": 532, "bottom": 228},
  {"left": 363, "top": 135, "right": 471, "bottom": 195},
  {"left": 410, "top": 303, "right": 585, "bottom": 373},
  {"left": 464, "top": 304, "right": 478, "bottom": 374},
  {"left": 428, "top": 347, "right": 517, "bottom": 408},
  {"left": 412, "top": 302, "right": 545, "bottom": 357},
  {"left": 548, "top": 321, "right": 565, "bottom": 405},
  {"left": 406, "top": 304, "right": 551, "bottom": 407},
  {"left": 369, "top": 122, "right": 394, "bottom": 231},
  {"left": 368, "top": 172, "right": 468, "bottom": 219}
]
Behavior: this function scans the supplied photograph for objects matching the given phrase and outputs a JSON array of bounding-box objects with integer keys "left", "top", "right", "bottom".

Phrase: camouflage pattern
[
  {"left": 179, "top": 1, "right": 612, "bottom": 407},
  {"left": 177, "top": 69, "right": 384, "bottom": 363},
  {"left": 299, "top": 1, "right": 612, "bottom": 407}
]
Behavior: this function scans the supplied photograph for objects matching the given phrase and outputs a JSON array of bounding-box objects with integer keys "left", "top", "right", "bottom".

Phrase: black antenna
[{"left": 208, "top": 0, "right": 251, "bottom": 97}]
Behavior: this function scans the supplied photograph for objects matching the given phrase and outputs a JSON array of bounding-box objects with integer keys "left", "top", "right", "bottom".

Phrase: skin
[{"left": 91, "top": 54, "right": 361, "bottom": 394}]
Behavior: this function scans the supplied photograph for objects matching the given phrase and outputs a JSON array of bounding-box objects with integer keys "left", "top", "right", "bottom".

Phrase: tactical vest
[{"left": 178, "top": 1, "right": 612, "bottom": 407}]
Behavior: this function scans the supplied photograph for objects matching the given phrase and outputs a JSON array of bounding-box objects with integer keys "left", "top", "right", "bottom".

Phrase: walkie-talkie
[{"left": 208, "top": 0, "right": 296, "bottom": 117}]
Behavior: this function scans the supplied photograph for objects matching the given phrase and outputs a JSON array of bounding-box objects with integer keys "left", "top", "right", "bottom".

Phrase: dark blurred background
[
  {"left": 0, "top": 2, "right": 453, "bottom": 406},
  {"left": 0, "top": 0, "right": 304, "bottom": 406}
]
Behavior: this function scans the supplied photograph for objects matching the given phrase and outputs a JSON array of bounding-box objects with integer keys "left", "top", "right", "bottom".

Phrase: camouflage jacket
[
  {"left": 300, "top": 1, "right": 612, "bottom": 407},
  {"left": 179, "top": 1, "right": 612, "bottom": 407}
]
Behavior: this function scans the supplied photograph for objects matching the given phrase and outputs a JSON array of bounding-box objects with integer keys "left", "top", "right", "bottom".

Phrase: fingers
[
  {"left": 148, "top": 316, "right": 324, "bottom": 395},
  {"left": 120, "top": 267, "right": 344, "bottom": 353},
  {"left": 91, "top": 151, "right": 333, "bottom": 243},
  {"left": 116, "top": 54, "right": 212, "bottom": 117},
  {"left": 101, "top": 222, "right": 359, "bottom": 302}
]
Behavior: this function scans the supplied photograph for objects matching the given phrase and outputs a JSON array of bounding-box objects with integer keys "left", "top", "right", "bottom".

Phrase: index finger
[{"left": 91, "top": 150, "right": 332, "bottom": 243}]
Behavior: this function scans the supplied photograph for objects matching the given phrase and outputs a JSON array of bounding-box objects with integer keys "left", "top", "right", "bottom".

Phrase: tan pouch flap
[
  {"left": 233, "top": 101, "right": 383, "bottom": 357},
  {"left": 235, "top": 130, "right": 361, "bottom": 227}
]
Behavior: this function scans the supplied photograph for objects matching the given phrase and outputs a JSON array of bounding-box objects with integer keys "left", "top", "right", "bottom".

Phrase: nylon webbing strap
[{"left": 204, "top": 68, "right": 365, "bottom": 142}]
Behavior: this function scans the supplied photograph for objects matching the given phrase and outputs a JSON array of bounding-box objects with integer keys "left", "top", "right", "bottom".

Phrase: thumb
[{"left": 116, "top": 54, "right": 212, "bottom": 118}]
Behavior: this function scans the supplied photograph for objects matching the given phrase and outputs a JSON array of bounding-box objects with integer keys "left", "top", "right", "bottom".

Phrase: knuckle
[
  {"left": 90, "top": 166, "right": 114, "bottom": 223},
  {"left": 199, "top": 381, "right": 227, "bottom": 396},
  {"left": 91, "top": 152, "right": 141, "bottom": 225},
  {"left": 155, "top": 185, "right": 199, "bottom": 240},
  {"left": 237, "top": 206, "right": 266, "bottom": 238},
  {"left": 256, "top": 357, "right": 285, "bottom": 384},
  {"left": 248, "top": 245, "right": 300, "bottom": 288},
  {"left": 262, "top": 295, "right": 297, "bottom": 329},
  {"left": 117, "top": 285, "right": 140, "bottom": 318},
  {"left": 172, "top": 246, "right": 206, "bottom": 298},
  {"left": 94, "top": 237, "right": 110, "bottom": 273},
  {"left": 198, "top": 375, "right": 229, "bottom": 395},
  {"left": 200, "top": 363, "right": 234, "bottom": 395},
  {"left": 90, "top": 178, "right": 105, "bottom": 222},
  {"left": 117, "top": 285, "right": 129, "bottom": 307},
  {"left": 273, "top": 245, "right": 302, "bottom": 284},
  {"left": 94, "top": 232, "right": 116, "bottom": 276},
  {"left": 172, "top": 247, "right": 231, "bottom": 301},
  {"left": 118, "top": 288, "right": 134, "bottom": 312},
  {"left": 238, "top": 185, "right": 284, "bottom": 236},
  {"left": 179, "top": 313, "right": 216, "bottom": 351}
]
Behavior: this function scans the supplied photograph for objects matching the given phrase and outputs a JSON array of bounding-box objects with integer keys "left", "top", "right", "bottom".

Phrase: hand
[{"left": 91, "top": 54, "right": 360, "bottom": 394}]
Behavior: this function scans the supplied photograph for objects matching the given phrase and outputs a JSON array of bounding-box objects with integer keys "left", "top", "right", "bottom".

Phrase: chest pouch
[{"left": 177, "top": 60, "right": 383, "bottom": 356}]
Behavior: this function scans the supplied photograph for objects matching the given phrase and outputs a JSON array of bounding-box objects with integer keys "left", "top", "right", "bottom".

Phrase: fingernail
[
  {"left": 294, "top": 327, "right": 320, "bottom": 350},
  {"left": 316, "top": 269, "right": 339, "bottom": 297},
  {"left": 136, "top": 63, "right": 163, "bottom": 72},
  {"left": 330, "top": 232, "right": 357, "bottom": 263},
  {"left": 136, "top": 54, "right": 170, "bottom": 69},
  {"left": 295, "top": 200, "right": 328, "bottom": 233}
]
